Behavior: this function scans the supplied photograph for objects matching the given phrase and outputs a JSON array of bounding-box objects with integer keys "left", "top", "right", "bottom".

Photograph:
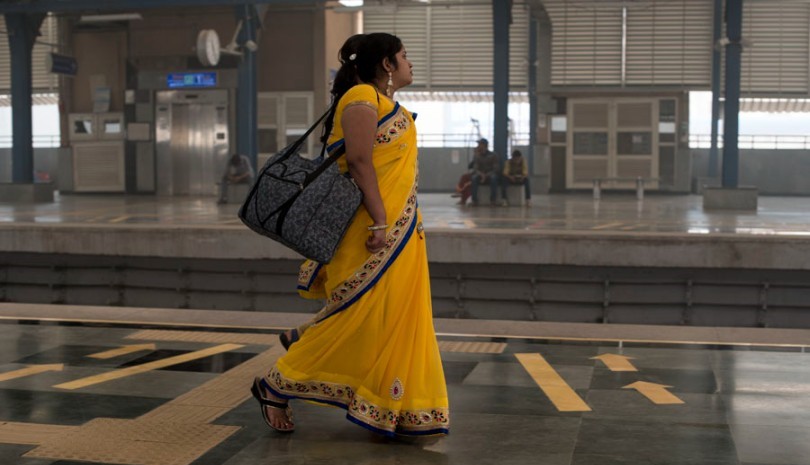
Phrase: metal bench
[{"left": 592, "top": 177, "right": 658, "bottom": 201}]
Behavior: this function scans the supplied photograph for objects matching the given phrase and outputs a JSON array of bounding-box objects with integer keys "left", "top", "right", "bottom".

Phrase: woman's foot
[
  {"left": 279, "top": 329, "right": 299, "bottom": 351},
  {"left": 251, "top": 377, "right": 295, "bottom": 433}
]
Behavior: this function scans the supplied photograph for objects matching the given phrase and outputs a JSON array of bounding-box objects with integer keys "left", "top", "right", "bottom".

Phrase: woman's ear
[{"left": 382, "top": 57, "right": 392, "bottom": 73}]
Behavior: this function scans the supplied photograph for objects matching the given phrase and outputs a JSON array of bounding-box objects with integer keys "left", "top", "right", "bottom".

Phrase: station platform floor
[
  {"left": 4, "top": 191, "right": 810, "bottom": 272},
  {"left": 3, "top": 191, "right": 810, "bottom": 236},
  {"left": 0, "top": 304, "right": 809, "bottom": 465},
  {"left": 2, "top": 194, "right": 810, "bottom": 463}
]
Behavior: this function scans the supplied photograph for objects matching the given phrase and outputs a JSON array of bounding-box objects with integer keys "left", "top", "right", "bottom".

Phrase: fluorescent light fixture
[
  {"left": 79, "top": 13, "right": 143, "bottom": 23},
  {"left": 338, "top": 1, "right": 363, "bottom": 6}
]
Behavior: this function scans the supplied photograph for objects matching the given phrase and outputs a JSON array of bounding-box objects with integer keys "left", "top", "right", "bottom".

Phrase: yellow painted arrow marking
[
  {"left": 591, "top": 353, "right": 638, "bottom": 372},
  {"left": 0, "top": 364, "right": 64, "bottom": 382},
  {"left": 87, "top": 344, "right": 157, "bottom": 360},
  {"left": 54, "top": 344, "right": 244, "bottom": 390},
  {"left": 623, "top": 381, "right": 685, "bottom": 405},
  {"left": 515, "top": 353, "right": 592, "bottom": 412}
]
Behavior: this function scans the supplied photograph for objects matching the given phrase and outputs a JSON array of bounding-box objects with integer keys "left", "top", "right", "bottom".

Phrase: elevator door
[
  {"left": 170, "top": 103, "right": 216, "bottom": 195},
  {"left": 155, "top": 90, "right": 229, "bottom": 196}
]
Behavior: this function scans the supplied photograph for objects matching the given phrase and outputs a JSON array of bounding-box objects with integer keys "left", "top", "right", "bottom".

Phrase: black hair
[
  {"left": 323, "top": 32, "right": 403, "bottom": 142},
  {"left": 512, "top": 149, "right": 523, "bottom": 158},
  {"left": 330, "top": 32, "right": 403, "bottom": 102}
]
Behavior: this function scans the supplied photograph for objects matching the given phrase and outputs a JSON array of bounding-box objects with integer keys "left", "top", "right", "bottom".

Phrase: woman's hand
[{"left": 366, "top": 228, "right": 387, "bottom": 254}]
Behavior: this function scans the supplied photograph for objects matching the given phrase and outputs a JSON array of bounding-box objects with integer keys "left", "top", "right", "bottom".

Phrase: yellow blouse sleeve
[{"left": 339, "top": 84, "right": 380, "bottom": 114}]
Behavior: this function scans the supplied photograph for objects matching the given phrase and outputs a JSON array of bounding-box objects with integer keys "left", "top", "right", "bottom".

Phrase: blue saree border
[
  {"left": 317, "top": 211, "right": 417, "bottom": 324},
  {"left": 296, "top": 262, "right": 324, "bottom": 291}
]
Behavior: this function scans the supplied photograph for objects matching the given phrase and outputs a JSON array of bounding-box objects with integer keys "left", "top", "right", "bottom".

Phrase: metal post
[
  {"left": 636, "top": 177, "right": 644, "bottom": 201},
  {"left": 236, "top": 5, "right": 259, "bottom": 171},
  {"left": 5, "top": 13, "right": 45, "bottom": 184},
  {"left": 528, "top": 16, "right": 538, "bottom": 173},
  {"left": 493, "top": 0, "right": 510, "bottom": 165},
  {"left": 722, "top": 0, "right": 743, "bottom": 188},
  {"left": 709, "top": 0, "right": 722, "bottom": 178},
  {"left": 593, "top": 179, "right": 601, "bottom": 200}
]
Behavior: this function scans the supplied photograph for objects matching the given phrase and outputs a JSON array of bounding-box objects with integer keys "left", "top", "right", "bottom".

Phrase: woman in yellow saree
[{"left": 250, "top": 33, "right": 449, "bottom": 438}]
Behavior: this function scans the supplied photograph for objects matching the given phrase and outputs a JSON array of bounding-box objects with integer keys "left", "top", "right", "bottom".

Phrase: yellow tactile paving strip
[
  {"left": 24, "top": 344, "right": 285, "bottom": 465},
  {"left": 128, "top": 329, "right": 507, "bottom": 354},
  {"left": 126, "top": 329, "right": 278, "bottom": 345},
  {"left": 438, "top": 341, "right": 506, "bottom": 354},
  {"left": 24, "top": 418, "right": 239, "bottom": 465},
  {"left": 0, "top": 422, "right": 77, "bottom": 446},
  {"left": 138, "top": 346, "right": 283, "bottom": 424}
]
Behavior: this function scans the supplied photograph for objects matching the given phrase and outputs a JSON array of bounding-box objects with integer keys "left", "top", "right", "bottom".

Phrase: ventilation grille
[{"left": 73, "top": 143, "right": 125, "bottom": 192}]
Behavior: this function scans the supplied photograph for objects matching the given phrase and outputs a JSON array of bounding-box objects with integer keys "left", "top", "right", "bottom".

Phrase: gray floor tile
[
  {"left": 715, "top": 370, "right": 810, "bottom": 396},
  {"left": 572, "top": 453, "right": 734, "bottom": 465},
  {"left": 0, "top": 388, "right": 166, "bottom": 425},
  {"left": 573, "top": 418, "right": 739, "bottom": 464},
  {"left": 448, "top": 384, "right": 583, "bottom": 417},
  {"left": 732, "top": 424, "right": 810, "bottom": 465},
  {"left": 589, "top": 367, "right": 718, "bottom": 394},
  {"left": 463, "top": 361, "right": 593, "bottom": 390},
  {"left": 441, "top": 360, "right": 478, "bottom": 385},
  {"left": 723, "top": 393, "right": 810, "bottom": 427},
  {"left": 597, "top": 346, "right": 715, "bottom": 371},
  {"left": 584, "top": 389, "right": 728, "bottom": 425},
  {"left": 713, "top": 350, "right": 810, "bottom": 374}
]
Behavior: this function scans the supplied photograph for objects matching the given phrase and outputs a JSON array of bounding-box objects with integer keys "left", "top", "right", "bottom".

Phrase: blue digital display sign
[{"left": 167, "top": 72, "right": 217, "bottom": 89}]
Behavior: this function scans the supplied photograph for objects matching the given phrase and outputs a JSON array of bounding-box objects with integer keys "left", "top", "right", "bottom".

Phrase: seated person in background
[
  {"left": 452, "top": 161, "right": 475, "bottom": 206},
  {"left": 470, "top": 138, "right": 499, "bottom": 206},
  {"left": 501, "top": 149, "right": 531, "bottom": 206},
  {"left": 218, "top": 153, "right": 255, "bottom": 204}
]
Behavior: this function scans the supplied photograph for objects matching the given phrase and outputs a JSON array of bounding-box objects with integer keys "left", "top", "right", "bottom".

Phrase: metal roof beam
[{"left": 0, "top": 0, "right": 321, "bottom": 14}]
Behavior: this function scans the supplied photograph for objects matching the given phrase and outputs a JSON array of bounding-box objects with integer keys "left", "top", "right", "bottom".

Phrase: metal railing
[
  {"left": 417, "top": 132, "right": 531, "bottom": 148},
  {"left": 0, "top": 135, "right": 61, "bottom": 149},
  {"left": 689, "top": 134, "right": 810, "bottom": 150},
  {"left": 6, "top": 133, "right": 806, "bottom": 151}
]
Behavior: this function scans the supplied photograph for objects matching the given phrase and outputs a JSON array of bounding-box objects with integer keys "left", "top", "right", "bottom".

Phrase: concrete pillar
[
  {"left": 721, "top": 0, "right": 742, "bottom": 188},
  {"left": 236, "top": 5, "right": 259, "bottom": 171},
  {"left": 492, "top": 0, "right": 510, "bottom": 163},
  {"left": 528, "top": 16, "right": 537, "bottom": 171},
  {"left": 708, "top": 0, "right": 722, "bottom": 179},
  {"left": 704, "top": 0, "right": 757, "bottom": 211},
  {"left": 5, "top": 12, "right": 45, "bottom": 184}
]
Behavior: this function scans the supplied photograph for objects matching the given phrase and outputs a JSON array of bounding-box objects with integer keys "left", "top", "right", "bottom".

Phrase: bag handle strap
[
  {"left": 302, "top": 90, "right": 380, "bottom": 187},
  {"left": 277, "top": 99, "right": 338, "bottom": 164}
]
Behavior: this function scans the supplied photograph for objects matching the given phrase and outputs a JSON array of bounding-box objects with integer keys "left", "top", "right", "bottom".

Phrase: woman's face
[{"left": 390, "top": 47, "right": 413, "bottom": 90}]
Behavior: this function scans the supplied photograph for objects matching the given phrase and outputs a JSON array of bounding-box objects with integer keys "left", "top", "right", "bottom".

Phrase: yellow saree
[{"left": 261, "top": 84, "right": 450, "bottom": 437}]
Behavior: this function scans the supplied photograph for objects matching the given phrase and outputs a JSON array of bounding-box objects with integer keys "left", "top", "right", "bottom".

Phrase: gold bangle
[{"left": 367, "top": 224, "right": 388, "bottom": 231}]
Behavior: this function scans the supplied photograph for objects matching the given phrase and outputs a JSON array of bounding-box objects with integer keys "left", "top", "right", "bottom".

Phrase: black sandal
[
  {"left": 279, "top": 329, "right": 299, "bottom": 351},
  {"left": 251, "top": 377, "right": 294, "bottom": 433}
]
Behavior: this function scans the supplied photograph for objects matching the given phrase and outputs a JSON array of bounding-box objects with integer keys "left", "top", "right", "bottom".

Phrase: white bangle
[{"left": 367, "top": 224, "right": 388, "bottom": 231}]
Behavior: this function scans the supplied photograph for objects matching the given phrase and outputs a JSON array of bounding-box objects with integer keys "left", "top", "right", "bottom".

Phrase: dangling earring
[{"left": 386, "top": 72, "right": 393, "bottom": 97}]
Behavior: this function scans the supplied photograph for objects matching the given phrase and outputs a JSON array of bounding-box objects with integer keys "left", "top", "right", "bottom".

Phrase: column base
[
  {"left": 702, "top": 186, "right": 758, "bottom": 211},
  {"left": 0, "top": 183, "right": 55, "bottom": 203}
]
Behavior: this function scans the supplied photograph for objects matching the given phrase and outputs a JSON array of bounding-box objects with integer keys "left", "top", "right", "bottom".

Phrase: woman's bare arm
[{"left": 342, "top": 105, "right": 387, "bottom": 252}]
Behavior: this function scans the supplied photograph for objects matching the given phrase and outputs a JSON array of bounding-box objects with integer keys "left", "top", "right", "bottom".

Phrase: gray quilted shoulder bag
[{"left": 238, "top": 101, "right": 363, "bottom": 264}]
